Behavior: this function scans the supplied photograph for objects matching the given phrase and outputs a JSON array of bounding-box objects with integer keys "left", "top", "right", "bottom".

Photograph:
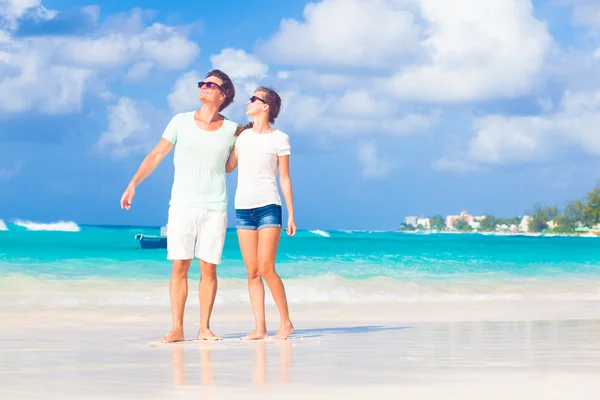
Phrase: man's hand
[
  {"left": 120, "top": 184, "right": 135, "bottom": 210},
  {"left": 286, "top": 217, "right": 296, "bottom": 236}
]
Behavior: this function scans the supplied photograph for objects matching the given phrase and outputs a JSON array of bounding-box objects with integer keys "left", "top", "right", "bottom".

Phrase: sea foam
[
  {"left": 310, "top": 229, "right": 330, "bottom": 237},
  {"left": 0, "top": 219, "right": 8, "bottom": 231},
  {"left": 3, "top": 273, "right": 600, "bottom": 307},
  {"left": 14, "top": 220, "right": 81, "bottom": 232}
]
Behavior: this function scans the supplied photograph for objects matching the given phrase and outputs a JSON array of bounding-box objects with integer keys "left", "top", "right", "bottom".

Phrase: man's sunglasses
[
  {"left": 249, "top": 96, "right": 266, "bottom": 104},
  {"left": 197, "top": 81, "right": 223, "bottom": 91}
]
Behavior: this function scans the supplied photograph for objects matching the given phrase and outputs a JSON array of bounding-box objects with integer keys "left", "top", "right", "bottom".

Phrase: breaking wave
[{"left": 14, "top": 220, "right": 81, "bottom": 232}]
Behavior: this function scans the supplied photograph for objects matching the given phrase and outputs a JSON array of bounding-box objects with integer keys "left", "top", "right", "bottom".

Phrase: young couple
[{"left": 120, "top": 69, "right": 295, "bottom": 342}]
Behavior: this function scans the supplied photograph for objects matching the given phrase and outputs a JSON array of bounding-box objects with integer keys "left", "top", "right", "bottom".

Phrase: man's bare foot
[
  {"left": 159, "top": 329, "right": 185, "bottom": 343},
  {"left": 241, "top": 329, "right": 268, "bottom": 340},
  {"left": 274, "top": 322, "right": 294, "bottom": 340},
  {"left": 198, "top": 328, "right": 222, "bottom": 341}
]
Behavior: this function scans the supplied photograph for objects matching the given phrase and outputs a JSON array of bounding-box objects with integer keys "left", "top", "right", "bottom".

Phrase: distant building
[
  {"left": 417, "top": 217, "right": 431, "bottom": 229},
  {"left": 446, "top": 211, "right": 475, "bottom": 229},
  {"left": 404, "top": 216, "right": 418, "bottom": 227},
  {"left": 519, "top": 216, "right": 531, "bottom": 232}
]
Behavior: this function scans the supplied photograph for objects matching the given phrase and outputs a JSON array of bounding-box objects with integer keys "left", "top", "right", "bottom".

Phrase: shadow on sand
[{"left": 223, "top": 325, "right": 409, "bottom": 340}]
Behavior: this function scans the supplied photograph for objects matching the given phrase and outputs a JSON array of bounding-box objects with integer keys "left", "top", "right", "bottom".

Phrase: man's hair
[
  {"left": 256, "top": 86, "right": 281, "bottom": 124},
  {"left": 205, "top": 69, "right": 235, "bottom": 112}
]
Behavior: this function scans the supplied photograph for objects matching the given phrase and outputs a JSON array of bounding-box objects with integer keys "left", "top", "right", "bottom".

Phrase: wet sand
[{"left": 2, "top": 300, "right": 600, "bottom": 399}]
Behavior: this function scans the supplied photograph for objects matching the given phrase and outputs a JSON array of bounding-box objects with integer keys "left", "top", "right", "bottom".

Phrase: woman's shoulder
[{"left": 273, "top": 129, "right": 289, "bottom": 139}]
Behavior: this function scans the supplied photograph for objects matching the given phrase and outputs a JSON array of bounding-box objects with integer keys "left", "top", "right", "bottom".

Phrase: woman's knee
[
  {"left": 246, "top": 264, "right": 261, "bottom": 281},
  {"left": 257, "top": 259, "right": 276, "bottom": 278}
]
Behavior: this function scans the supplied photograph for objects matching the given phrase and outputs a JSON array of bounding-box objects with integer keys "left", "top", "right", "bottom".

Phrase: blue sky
[{"left": 2, "top": 0, "right": 600, "bottom": 230}]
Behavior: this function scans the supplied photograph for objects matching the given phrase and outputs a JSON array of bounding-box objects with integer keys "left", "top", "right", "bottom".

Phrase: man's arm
[
  {"left": 226, "top": 146, "right": 238, "bottom": 173},
  {"left": 120, "top": 138, "right": 174, "bottom": 210}
]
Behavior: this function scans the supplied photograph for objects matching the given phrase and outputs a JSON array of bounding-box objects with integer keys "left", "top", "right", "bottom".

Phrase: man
[{"left": 120, "top": 69, "right": 238, "bottom": 342}]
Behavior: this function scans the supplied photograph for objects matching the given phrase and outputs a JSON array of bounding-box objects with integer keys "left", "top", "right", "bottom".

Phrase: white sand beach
[{"left": 2, "top": 294, "right": 600, "bottom": 399}]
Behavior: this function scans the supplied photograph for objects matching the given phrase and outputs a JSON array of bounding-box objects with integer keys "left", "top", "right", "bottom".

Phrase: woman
[{"left": 226, "top": 87, "right": 296, "bottom": 340}]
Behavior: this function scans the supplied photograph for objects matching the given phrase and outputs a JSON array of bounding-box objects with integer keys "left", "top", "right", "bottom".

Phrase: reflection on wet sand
[
  {"left": 201, "top": 345, "right": 215, "bottom": 386},
  {"left": 171, "top": 340, "right": 294, "bottom": 388},
  {"left": 253, "top": 342, "right": 267, "bottom": 388},
  {"left": 172, "top": 344, "right": 185, "bottom": 386}
]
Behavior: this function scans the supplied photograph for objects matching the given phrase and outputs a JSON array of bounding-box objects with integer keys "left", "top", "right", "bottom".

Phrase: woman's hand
[{"left": 286, "top": 216, "right": 296, "bottom": 236}]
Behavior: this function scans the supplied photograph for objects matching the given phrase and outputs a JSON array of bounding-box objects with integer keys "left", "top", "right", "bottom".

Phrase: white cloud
[
  {"left": 261, "top": 0, "right": 551, "bottom": 103},
  {"left": 46, "top": 22, "right": 199, "bottom": 71},
  {"left": 166, "top": 48, "right": 269, "bottom": 122},
  {"left": 561, "top": 0, "right": 600, "bottom": 32},
  {"left": 0, "top": 50, "right": 92, "bottom": 113},
  {"left": 275, "top": 70, "right": 356, "bottom": 91},
  {"left": 210, "top": 48, "right": 268, "bottom": 81},
  {"left": 95, "top": 97, "right": 167, "bottom": 157},
  {"left": 167, "top": 70, "right": 201, "bottom": 114},
  {"left": 332, "top": 90, "right": 394, "bottom": 118},
  {"left": 0, "top": 4, "right": 200, "bottom": 115},
  {"left": 386, "top": 0, "right": 551, "bottom": 102},
  {"left": 278, "top": 90, "right": 439, "bottom": 136},
  {"left": 260, "top": 0, "right": 422, "bottom": 68},
  {"left": 438, "top": 89, "right": 600, "bottom": 169},
  {"left": 0, "top": 0, "right": 49, "bottom": 29},
  {"left": 357, "top": 142, "right": 395, "bottom": 179},
  {"left": 126, "top": 61, "right": 154, "bottom": 81}
]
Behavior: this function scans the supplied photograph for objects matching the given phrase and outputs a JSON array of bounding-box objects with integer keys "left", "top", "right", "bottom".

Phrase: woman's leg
[
  {"left": 238, "top": 228, "right": 267, "bottom": 339},
  {"left": 257, "top": 227, "right": 294, "bottom": 339}
]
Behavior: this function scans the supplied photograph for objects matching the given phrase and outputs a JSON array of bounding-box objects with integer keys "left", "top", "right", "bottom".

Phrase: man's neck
[{"left": 196, "top": 104, "right": 221, "bottom": 123}]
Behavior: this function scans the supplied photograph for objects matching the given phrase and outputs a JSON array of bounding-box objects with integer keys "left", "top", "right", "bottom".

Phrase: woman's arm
[
  {"left": 226, "top": 146, "right": 238, "bottom": 173},
  {"left": 278, "top": 155, "right": 296, "bottom": 236}
]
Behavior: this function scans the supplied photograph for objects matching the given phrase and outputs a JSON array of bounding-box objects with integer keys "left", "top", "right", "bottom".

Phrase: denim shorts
[{"left": 235, "top": 204, "right": 282, "bottom": 230}]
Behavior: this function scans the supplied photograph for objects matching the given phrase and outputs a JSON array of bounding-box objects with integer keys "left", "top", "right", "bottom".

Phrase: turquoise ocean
[{"left": 2, "top": 219, "right": 600, "bottom": 306}]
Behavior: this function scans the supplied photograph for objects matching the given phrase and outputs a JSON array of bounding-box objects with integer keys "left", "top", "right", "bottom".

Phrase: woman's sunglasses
[
  {"left": 197, "top": 81, "right": 223, "bottom": 92},
  {"left": 249, "top": 96, "right": 266, "bottom": 104}
]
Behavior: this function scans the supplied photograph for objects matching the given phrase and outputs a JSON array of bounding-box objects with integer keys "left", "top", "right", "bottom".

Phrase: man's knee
[
  {"left": 172, "top": 260, "right": 191, "bottom": 278},
  {"left": 200, "top": 261, "right": 217, "bottom": 280}
]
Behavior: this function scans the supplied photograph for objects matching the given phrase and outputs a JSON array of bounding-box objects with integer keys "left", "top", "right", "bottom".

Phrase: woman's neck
[{"left": 251, "top": 117, "right": 272, "bottom": 134}]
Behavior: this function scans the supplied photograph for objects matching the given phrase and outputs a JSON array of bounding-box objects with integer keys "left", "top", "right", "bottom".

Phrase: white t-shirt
[
  {"left": 234, "top": 129, "right": 291, "bottom": 209},
  {"left": 162, "top": 111, "right": 238, "bottom": 211}
]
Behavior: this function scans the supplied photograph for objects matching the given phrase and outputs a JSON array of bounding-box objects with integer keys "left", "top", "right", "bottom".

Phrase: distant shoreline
[{"left": 398, "top": 230, "right": 600, "bottom": 238}]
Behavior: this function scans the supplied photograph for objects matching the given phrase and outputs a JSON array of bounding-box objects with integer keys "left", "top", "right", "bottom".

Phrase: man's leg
[
  {"left": 196, "top": 209, "right": 227, "bottom": 340},
  {"left": 198, "top": 260, "right": 221, "bottom": 340},
  {"left": 160, "top": 259, "right": 192, "bottom": 343},
  {"left": 196, "top": 208, "right": 228, "bottom": 341}
]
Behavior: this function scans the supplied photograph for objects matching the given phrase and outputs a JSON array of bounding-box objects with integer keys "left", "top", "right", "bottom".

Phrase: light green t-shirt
[{"left": 162, "top": 111, "right": 238, "bottom": 211}]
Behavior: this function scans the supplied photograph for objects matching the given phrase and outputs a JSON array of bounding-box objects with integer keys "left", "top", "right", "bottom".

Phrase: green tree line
[{"left": 400, "top": 183, "right": 600, "bottom": 233}]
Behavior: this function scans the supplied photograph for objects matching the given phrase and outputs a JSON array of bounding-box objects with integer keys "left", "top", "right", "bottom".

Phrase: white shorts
[{"left": 166, "top": 205, "right": 228, "bottom": 264}]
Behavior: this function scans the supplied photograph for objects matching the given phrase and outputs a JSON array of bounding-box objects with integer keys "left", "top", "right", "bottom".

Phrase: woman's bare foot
[
  {"left": 274, "top": 322, "right": 294, "bottom": 340},
  {"left": 159, "top": 329, "right": 185, "bottom": 343},
  {"left": 198, "top": 328, "right": 222, "bottom": 341},
  {"left": 241, "top": 329, "right": 268, "bottom": 340}
]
